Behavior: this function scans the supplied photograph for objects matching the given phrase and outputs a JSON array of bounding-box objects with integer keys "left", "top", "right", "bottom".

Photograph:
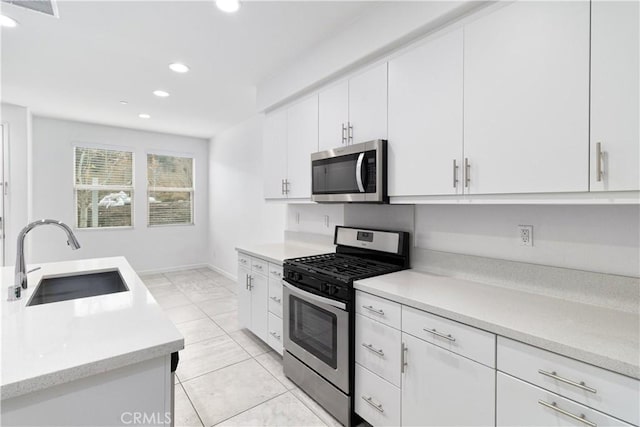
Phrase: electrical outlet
[{"left": 518, "top": 225, "right": 533, "bottom": 247}]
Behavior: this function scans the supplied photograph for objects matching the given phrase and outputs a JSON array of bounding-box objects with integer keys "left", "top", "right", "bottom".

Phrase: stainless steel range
[{"left": 283, "top": 226, "right": 410, "bottom": 426}]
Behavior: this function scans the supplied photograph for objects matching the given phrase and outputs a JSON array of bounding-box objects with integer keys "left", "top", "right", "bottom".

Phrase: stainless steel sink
[{"left": 27, "top": 270, "right": 129, "bottom": 306}]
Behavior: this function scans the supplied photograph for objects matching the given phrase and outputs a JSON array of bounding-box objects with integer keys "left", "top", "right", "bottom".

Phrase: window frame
[
  {"left": 72, "top": 143, "right": 135, "bottom": 230},
  {"left": 145, "top": 150, "right": 195, "bottom": 227}
]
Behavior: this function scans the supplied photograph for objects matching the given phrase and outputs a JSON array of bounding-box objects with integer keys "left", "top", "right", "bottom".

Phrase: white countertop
[
  {"left": 236, "top": 241, "right": 335, "bottom": 264},
  {"left": 355, "top": 269, "right": 640, "bottom": 379},
  {"left": 1, "top": 257, "right": 184, "bottom": 400}
]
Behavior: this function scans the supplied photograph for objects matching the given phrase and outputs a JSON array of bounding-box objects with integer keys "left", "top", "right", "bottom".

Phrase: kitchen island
[{"left": 1, "top": 256, "right": 184, "bottom": 426}]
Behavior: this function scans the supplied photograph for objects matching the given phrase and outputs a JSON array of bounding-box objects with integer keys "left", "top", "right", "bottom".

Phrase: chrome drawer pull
[
  {"left": 401, "top": 342, "right": 408, "bottom": 373},
  {"left": 538, "top": 370, "right": 597, "bottom": 394},
  {"left": 269, "top": 331, "right": 281, "bottom": 340},
  {"left": 254, "top": 264, "right": 263, "bottom": 270},
  {"left": 239, "top": 259, "right": 247, "bottom": 264},
  {"left": 361, "top": 342, "right": 384, "bottom": 357},
  {"left": 270, "top": 296, "right": 282, "bottom": 304},
  {"left": 271, "top": 271, "right": 282, "bottom": 277},
  {"left": 538, "top": 400, "right": 596, "bottom": 427},
  {"left": 362, "top": 305, "right": 385, "bottom": 315},
  {"left": 361, "top": 395, "right": 384, "bottom": 413},
  {"left": 424, "top": 328, "right": 456, "bottom": 342}
]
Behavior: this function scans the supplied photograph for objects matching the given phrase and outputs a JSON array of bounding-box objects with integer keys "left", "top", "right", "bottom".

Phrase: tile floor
[{"left": 140, "top": 268, "right": 342, "bottom": 427}]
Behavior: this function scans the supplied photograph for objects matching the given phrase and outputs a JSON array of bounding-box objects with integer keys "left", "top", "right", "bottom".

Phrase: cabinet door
[
  {"left": 401, "top": 333, "right": 495, "bottom": 426},
  {"left": 249, "top": 273, "right": 268, "bottom": 342},
  {"left": 237, "top": 265, "right": 252, "bottom": 330},
  {"left": 286, "top": 95, "right": 318, "bottom": 199},
  {"left": 497, "top": 373, "right": 633, "bottom": 427},
  {"left": 590, "top": 1, "right": 639, "bottom": 192},
  {"left": 348, "top": 63, "right": 388, "bottom": 144},
  {"left": 319, "top": 80, "right": 349, "bottom": 151},
  {"left": 463, "top": 2, "right": 590, "bottom": 194},
  {"left": 263, "top": 110, "right": 288, "bottom": 199},
  {"left": 388, "top": 29, "right": 463, "bottom": 197}
]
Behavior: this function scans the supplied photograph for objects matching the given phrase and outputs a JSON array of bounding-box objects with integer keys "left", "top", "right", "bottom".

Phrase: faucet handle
[{"left": 7, "top": 285, "right": 21, "bottom": 301}]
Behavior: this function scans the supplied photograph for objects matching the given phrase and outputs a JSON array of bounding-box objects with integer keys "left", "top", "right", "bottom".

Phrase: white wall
[
  {"left": 1, "top": 103, "right": 32, "bottom": 266},
  {"left": 286, "top": 204, "right": 344, "bottom": 237},
  {"left": 28, "top": 116, "right": 209, "bottom": 272},
  {"left": 414, "top": 204, "right": 640, "bottom": 278},
  {"left": 208, "top": 115, "right": 286, "bottom": 277}
]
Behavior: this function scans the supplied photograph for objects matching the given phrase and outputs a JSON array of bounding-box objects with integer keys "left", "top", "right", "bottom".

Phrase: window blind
[
  {"left": 147, "top": 154, "right": 194, "bottom": 226},
  {"left": 74, "top": 146, "right": 134, "bottom": 228}
]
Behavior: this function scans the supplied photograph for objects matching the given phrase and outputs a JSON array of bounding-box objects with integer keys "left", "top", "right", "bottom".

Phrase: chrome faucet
[{"left": 8, "top": 219, "right": 81, "bottom": 301}]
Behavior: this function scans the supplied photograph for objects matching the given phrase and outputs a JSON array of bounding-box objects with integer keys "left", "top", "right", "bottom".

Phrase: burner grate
[{"left": 289, "top": 253, "right": 400, "bottom": 281}]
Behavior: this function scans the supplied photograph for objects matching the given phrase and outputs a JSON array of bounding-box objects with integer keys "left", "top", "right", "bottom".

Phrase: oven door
[
  {"left": 283, "top": 281, "right": 350, "bottom": 394},
  {"left": 311, "top": 140, "right": 384, "bottom": 203}
]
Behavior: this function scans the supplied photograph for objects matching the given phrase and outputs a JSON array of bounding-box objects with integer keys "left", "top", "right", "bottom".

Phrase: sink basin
[{"left": 27, "top": 270, "right": 129, "bottom": 306}]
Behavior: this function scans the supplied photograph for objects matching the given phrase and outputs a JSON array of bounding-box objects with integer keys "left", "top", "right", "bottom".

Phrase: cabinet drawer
[
  {"left": 497, "top": 337, "right": 639, "bottom": 425},
  {"left": 402, "top": 305, "right": 495, "bottom": 367},
  {"left": 251, "top": 258, "right": 268, "bottom": 275},
  {"left": 267, "top": 313, "right": 283, "bottom": 355},
  {"left": 356, "top": 291, "right": 401, "bottom": 329},
  {"left": 268, "top": 279, "right": 283, "bottom": 318},
  {"left": 355, "top": 314, "right": 401, "bottom": 387},
  {"left": 238, "top": 253, "right": 251, "bottom": 267},
  {"left": 268, "top": 263, "right": 283, "bottom": 281},
  {"left": 355, "top": 363, "right": 401, "bottom": 427},
  {"left": 497, "top": 372, "right": 632, "bottom": 426}
]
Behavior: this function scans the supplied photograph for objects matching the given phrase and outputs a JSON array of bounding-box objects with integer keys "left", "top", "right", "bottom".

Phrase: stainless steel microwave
[{"left": 311, "top": 139, "right": 387, "bottom": 203}]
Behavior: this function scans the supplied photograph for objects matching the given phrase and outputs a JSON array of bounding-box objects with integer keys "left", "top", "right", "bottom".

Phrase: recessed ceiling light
[
  {"left": 169, "top": 63, "right": 190, "bottom": 73},
  {"left": 153, "top": 90, "right": 170, "bottom": 98},
  {"left": 0, "top": 14, "right": 18, "bottom": 28},
  {"left": 120, "top": 100, "right": 128, "bottom": 105},
  {"left": 216, "top": 0, "right": 240, "bottom": 13},
  {"left": 139, "top": 113, "right": 151, "bottom": 119}
]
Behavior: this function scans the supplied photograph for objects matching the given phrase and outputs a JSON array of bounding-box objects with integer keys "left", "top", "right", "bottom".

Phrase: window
[
  {"left": 74, "top": 146, "right": 134, "bottom": 228},
  {"left": 147, "top": 153, "right": 194, "bottom": 226}
]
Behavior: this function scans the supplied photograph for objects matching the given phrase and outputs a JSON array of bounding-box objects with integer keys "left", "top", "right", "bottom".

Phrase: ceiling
[{"left": 0, "top": 1, "right": 376, "bottom": 138}]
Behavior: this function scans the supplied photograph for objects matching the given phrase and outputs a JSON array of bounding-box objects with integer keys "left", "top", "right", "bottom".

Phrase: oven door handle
[
  {"left": 283, "top": 281, "right": 347, "bottom": 310},
  {"left": 355, "top": 152, "right": 365, "bottom": 193}
]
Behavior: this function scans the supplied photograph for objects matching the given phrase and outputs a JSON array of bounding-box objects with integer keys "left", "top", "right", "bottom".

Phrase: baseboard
[
  {"left": 206, "top": 263, "right": 237, "bottom": 282},
  {"left": 136, "top": 263, "right": 208, "bottom": 276}
]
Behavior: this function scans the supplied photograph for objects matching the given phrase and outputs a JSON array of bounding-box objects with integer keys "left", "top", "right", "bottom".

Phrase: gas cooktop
[{"left": 285, "top": 253, "right": 404, "bottom": 283}]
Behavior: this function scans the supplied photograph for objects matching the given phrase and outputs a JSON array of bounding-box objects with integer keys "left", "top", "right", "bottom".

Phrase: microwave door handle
[{"left": 356, "top": 152, "right": 365, "bottom": 193}]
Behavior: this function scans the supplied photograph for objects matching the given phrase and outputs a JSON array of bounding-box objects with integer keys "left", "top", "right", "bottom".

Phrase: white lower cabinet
[
  {"left": 267, "top": 312, "right": 283, "bottom": 355},
  {"left": 237, "top": 252, "right": 282, "bottom": 351},
  {"left": 402, "top": 332, "right": 495, "bottom": 426},
  {"left": 355, "top": 363, "right": 401, "bottom": 427},
  {"left": 497, "top": 372, "right": 632, "bottom": 427},
  {"left": 355, "top": 314, "right": 402, "bottom": 387}
]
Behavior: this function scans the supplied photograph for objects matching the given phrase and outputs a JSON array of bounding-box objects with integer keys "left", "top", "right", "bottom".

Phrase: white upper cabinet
[
  {"left": 318, "top": 64, "right": 388, "bottom": 152},
  {"left": 263, "top": 110, "right": 288, "bottom": 199},
  {"left": 388, "top": 28, "right": 463, "bottom": 197},
  {"left": 318, "top": 80, "right": 349, "bottom": 151},
  {"left": 348, "top": 63, "right": 388, "bottom": 145},
  {"left": 286, "top": 95, "right": 318, "bottom": 199},
  {"left": 590, "top": 1, "right": 639, "bottom": 192},
  {"left": 463, "top": 1, "right": 590, "bottom": 194}
]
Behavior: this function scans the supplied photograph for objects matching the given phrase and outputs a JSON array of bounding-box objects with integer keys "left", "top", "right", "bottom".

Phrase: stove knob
[{"left": 327, "top": 284, "right": 338, "bottom": 295}]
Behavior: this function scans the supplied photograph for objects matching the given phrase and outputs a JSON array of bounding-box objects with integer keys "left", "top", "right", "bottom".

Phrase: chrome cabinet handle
[
  {"left": 281, "top": 179, "right": 285, "bottom": 195},
  {"left": 596, "top": 142, "right": 604, "bottom": 182},
  {"left": 464, "top": 158, "right": 470, "bottom": 188},
  {"left": 538, "top": 369, "right": 597, "bottom": 394},
  {"left": 361, "top": 395, "right": 384, "bottom": 413},
  {"left": 453, "top": 159, "right": 459, "bottom": 188},
  {"left": 269, "top": 331, "right": 281, "bottom": 340},
  {"left": 246, "top": 275, "right": 253, "bottom": 290},
  {"left": 245, "top": 274, "right": 250, "bottom": 290},
  {"left": 424, "top": 328, "right": 456, "bottom": 342},
  {"left": 401, "top": 342, "right": 407, "bottom": 373},
  {"left": 361, "top": 342, "right": 384, "bottom": 357},
  {"left": 341, "top": 123, "right": 347, "bottom": 145},
  {"left": 270, "top": 295, "right": 282, "bottom": 304},
  {"left": 538, "top": 400, "right": 596, "bottom": 427},
  {"left": 348, "top": 122, "right": 353, "bottom": 144},
  {"left": 253, "top": 264, "right": 263, "bottom": 270},
  {"left": 239, "top": 259, "right": 247, "bottom": 264},
  {"left": 285, "top": 179, "right": 290, "bottom": 195},
  {"left": 271, "top": 270, "right": 282, "bottom": 277},
  {"left": 361, "top": 305, "right": 384, "bottom": 315}
]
